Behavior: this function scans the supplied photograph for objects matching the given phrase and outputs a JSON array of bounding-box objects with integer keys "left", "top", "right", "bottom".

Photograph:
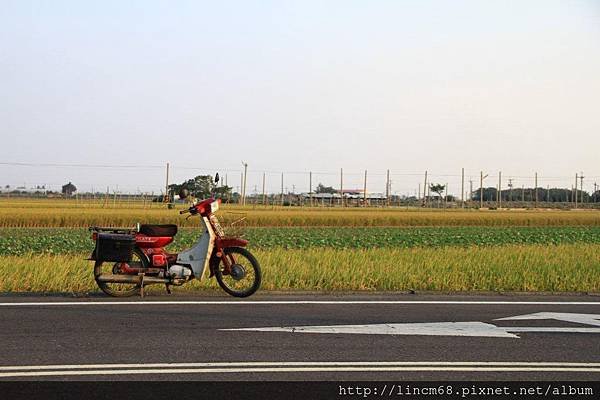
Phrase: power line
[{"left": 0, "top": 162, "right": 164, "bottom": 169}]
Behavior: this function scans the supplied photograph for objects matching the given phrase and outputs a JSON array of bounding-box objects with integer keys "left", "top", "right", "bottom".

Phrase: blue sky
[{"left": 1, "top": 0, "right": 599, "bottom": 194}]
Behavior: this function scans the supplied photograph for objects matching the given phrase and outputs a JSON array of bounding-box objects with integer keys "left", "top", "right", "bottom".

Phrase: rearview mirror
[
  {"left": 178, "top": 188, "right": 189, "bottom": 200},
  {"left": 215, "top": 173, "right": 220, "bottom": 184}
]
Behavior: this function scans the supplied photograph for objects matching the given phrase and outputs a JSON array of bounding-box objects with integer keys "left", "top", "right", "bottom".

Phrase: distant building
[
  {"left": 299, "top": 190, "right": 387, "bottom": 201},
  {"left": 62, "top": 182, "right": 77, "bottom": 196}
]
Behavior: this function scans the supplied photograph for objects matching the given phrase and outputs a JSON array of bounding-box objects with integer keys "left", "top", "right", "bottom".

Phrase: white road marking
[
  {"left": 0, "top": 300, "right": 599, "bottom": 307},
  {"left": 508, "top": 328, "right": 600, "bottom": 333},
  {"left": 223, "top": 322, "right": 518, "bottom": 338},
  {"left": 1, "top": 362, "right": 600, "bottom": 378},
  {"left": 222, "top": 312, "right": 600, "bottom": 338},
  {"left": 497, "top": 312, "right": 600, "bottom": 326},
  {"left": 1, "top": 361, "right": 600, "bottom": 371}
]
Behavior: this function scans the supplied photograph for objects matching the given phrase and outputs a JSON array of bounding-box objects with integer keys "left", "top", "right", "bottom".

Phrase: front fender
[
  {"left": 209, "top": 240, "right": 249, "bottom": 277},
  {"left": 215, "top": 238, "right": 248, "bottom": 249}
]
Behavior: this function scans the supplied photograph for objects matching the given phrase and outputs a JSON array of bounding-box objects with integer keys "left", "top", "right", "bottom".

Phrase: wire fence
[{"left": 1, "top": 162, "right": 600, "bottom": 209}]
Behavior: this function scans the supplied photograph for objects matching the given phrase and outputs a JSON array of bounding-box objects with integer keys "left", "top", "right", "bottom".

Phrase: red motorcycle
[{"left": 89, "top": 174, "right": 261, "bottom": 298}]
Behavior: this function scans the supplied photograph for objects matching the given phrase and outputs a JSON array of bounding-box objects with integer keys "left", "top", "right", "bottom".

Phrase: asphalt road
[{"left": 1, "top": 293, "right": 600, "bottom": 381}]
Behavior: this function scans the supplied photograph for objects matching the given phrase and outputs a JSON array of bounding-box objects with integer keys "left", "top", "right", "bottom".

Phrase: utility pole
[
  {"left": 480, "top": 171, "right": 488, "bottom": 209},
  {"left": 522, "top": 185, "right": 525, "bottom": 203},
  {"left": 309, "top": 171, "right": 313, "bottom": 207},
  {"left": 570, "top": 186, "right": 573, "bottom": 203},
  {"left": 281, "top": 173, "right": 284, "bottom": 206},
  {"left": 575, "top": 173, "right": 578, "bottom": 209},
  {"left": 340, "top": 168, "right": 344, "bottom": 207},
  {"left": 461, "top": 168, "right": 465, "bottom": 208},
  {"left": 580, "top": 172, "right": 585, "bottom": 205},
  {"left": 594, "top": 182, "right": 598, "bottom": 203},
  {"left": 241, "top": 161, "right": 248, "bottom": 206},
  {"left": 262, "top": 172, "right": 266, "bottom": 206},
  {"left": 363, "top": 170, "right": 368, "bottom": 206},
  {"left": 445, "top": 182, "right": 448, "bottom": 208},
  {"left": 469, "top": 179, "right": 473, "bottom": 203},
  {"left": 508, "top": 178, "right": 513, "bottom": 203},
  {"left": 164, "top": 162, "right": 170, "bottom": 203},
  {"left": 480, "top": 171, "right": 484, "bottom": 208},
  {"left": 498, "top": 171, "right": 502, "bottom": 208},
  {"left": 239, "top": 172, "right": 244, "bottom": 205},
  {"left": 386, "top": 169, "right": 390, "bottom": 207},
  {"left": 423, "top": 171, "right": 428, "bottom": 207}
]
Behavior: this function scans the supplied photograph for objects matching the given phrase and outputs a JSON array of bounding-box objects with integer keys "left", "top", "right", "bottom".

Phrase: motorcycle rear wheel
[
  {"left": 215, "top": 247, "right": 261, "bottom": 298},
  {"left": 94, "top": 248, "right": 147, "bottom": 297}
]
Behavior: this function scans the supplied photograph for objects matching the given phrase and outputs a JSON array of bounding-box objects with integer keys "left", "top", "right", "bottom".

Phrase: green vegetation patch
[{"left": 2, "top": 226, "right": 600, "bottom": 256}]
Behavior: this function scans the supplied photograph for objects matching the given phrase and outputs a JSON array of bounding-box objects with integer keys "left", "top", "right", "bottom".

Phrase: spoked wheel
[
  {"left": 215, "top": 247, "right": 261, "bottom": 298},
  {"left": 94, "top": 248, "right": 147, "bottom": 297}
]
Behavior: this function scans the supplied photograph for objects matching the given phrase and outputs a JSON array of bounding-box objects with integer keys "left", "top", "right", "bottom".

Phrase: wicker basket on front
[{"left": 210, "top": 212, "right": 247, "bottom": 238}]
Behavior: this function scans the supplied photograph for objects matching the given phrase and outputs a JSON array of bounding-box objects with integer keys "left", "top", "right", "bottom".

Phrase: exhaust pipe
[{"left": 96, "top": 274, "right": 170, "bottom": 285}]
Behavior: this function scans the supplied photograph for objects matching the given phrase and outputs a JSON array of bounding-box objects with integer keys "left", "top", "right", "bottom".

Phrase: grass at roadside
[{"left": 2, "top": 244, "right": 599, "bottom": 293}]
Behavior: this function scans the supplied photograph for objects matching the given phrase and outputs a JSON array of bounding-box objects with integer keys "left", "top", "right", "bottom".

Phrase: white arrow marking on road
[
  {"left": 496, "top": 312, "right": 600, "bottom": 326},
  {"left": 222, "top": 322, "right": 518, "bottom": 338},
  {"left": 222, "top": 313, "right": 600, "bottom": 338}
]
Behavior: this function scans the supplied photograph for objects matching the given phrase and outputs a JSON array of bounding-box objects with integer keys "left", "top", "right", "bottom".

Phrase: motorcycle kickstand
[
  {"left": 138, "top": 273, "right": 145, "bottom": 298},
  {"left": 165, "top": 284, "right": 171, "bottom": 294}
]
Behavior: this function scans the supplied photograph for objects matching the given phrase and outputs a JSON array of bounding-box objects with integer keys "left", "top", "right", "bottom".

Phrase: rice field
[
  {"left": 1, "top": 201, "right": 600, "bottom": 228},
  {"left": 1, "top": 245, "right": 599, "bottom": 293},
  {"left": 1, "top": 199, "right": 599, "bottom": 294}
]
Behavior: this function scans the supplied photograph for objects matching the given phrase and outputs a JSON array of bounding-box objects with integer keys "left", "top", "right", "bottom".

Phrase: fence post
[
  {"left": 309, "top": 171, "right": 313, "bottom": 207},
  {"left": 340, "top": 168, "right": 344, "bottom": 207},
  {"left": 534, "top": 172, "right": 538, "bottom": 208},
  {"left": 164, "top": 162, "right": 170, "bottom": 203},
  {"left": 461, "top": 168, "right": 465, "bottom": 208},
  {"left": 423, "top": 171, "right": 428, "bottom": 207},
  {"left": 363, "top": 170, "right": 367, "bottom": 207},
  {"left": 262, "top": 172, "right": 266, "bottom": 206},
  {"left": 281, "top": 173, "right": 284, "bottom": 206}
]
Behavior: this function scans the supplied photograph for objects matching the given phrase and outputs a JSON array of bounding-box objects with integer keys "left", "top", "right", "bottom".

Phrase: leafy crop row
[{"left": 2, "top": 226, "right": 600, "bottom": 256}]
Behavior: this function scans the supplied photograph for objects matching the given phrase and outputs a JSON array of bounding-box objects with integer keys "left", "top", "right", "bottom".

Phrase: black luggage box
[{"left": 95, "top": 233, "right": 135, "bottom": 262}]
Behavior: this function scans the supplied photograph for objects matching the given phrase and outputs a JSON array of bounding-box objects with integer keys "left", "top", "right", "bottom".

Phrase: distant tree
[
  {"left": 429, "top": 183, "right": 446, "bottom": 200},
  {"left": 168, "top": 175, "right": 231, "bottom": 201},
  {"left": 315, "top": 183, "right": 336, "bottom": 194},
  {"left": 472, "top": 187, "right": 498, "bottom": 202},
  {"left": 62, "top": 182, "right": 77, "bottom": 196}
]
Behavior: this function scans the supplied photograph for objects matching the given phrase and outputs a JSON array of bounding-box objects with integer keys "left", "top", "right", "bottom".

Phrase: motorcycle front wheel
[
  {"left": 93, "top": 247, "right": 147, "bottom": 297},
  {"left": 215, "top": 247, "right": 261, "bottom": 298}
]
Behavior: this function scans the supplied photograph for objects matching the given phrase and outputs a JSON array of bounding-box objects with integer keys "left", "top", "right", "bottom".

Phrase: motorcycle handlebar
[{"left": 179, "top": 209, "right": 190, "bottom": 215}]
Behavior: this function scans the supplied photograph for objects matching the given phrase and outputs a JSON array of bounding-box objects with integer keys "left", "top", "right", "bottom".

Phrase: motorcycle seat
[{"left": 139, "top": 224, "right": 178, "bottom": 237}]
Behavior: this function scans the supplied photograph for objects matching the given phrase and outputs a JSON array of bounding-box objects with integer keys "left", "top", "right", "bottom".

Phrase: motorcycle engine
[{"left": 168, "top": 265, "right": 192, "bottom": 280}]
